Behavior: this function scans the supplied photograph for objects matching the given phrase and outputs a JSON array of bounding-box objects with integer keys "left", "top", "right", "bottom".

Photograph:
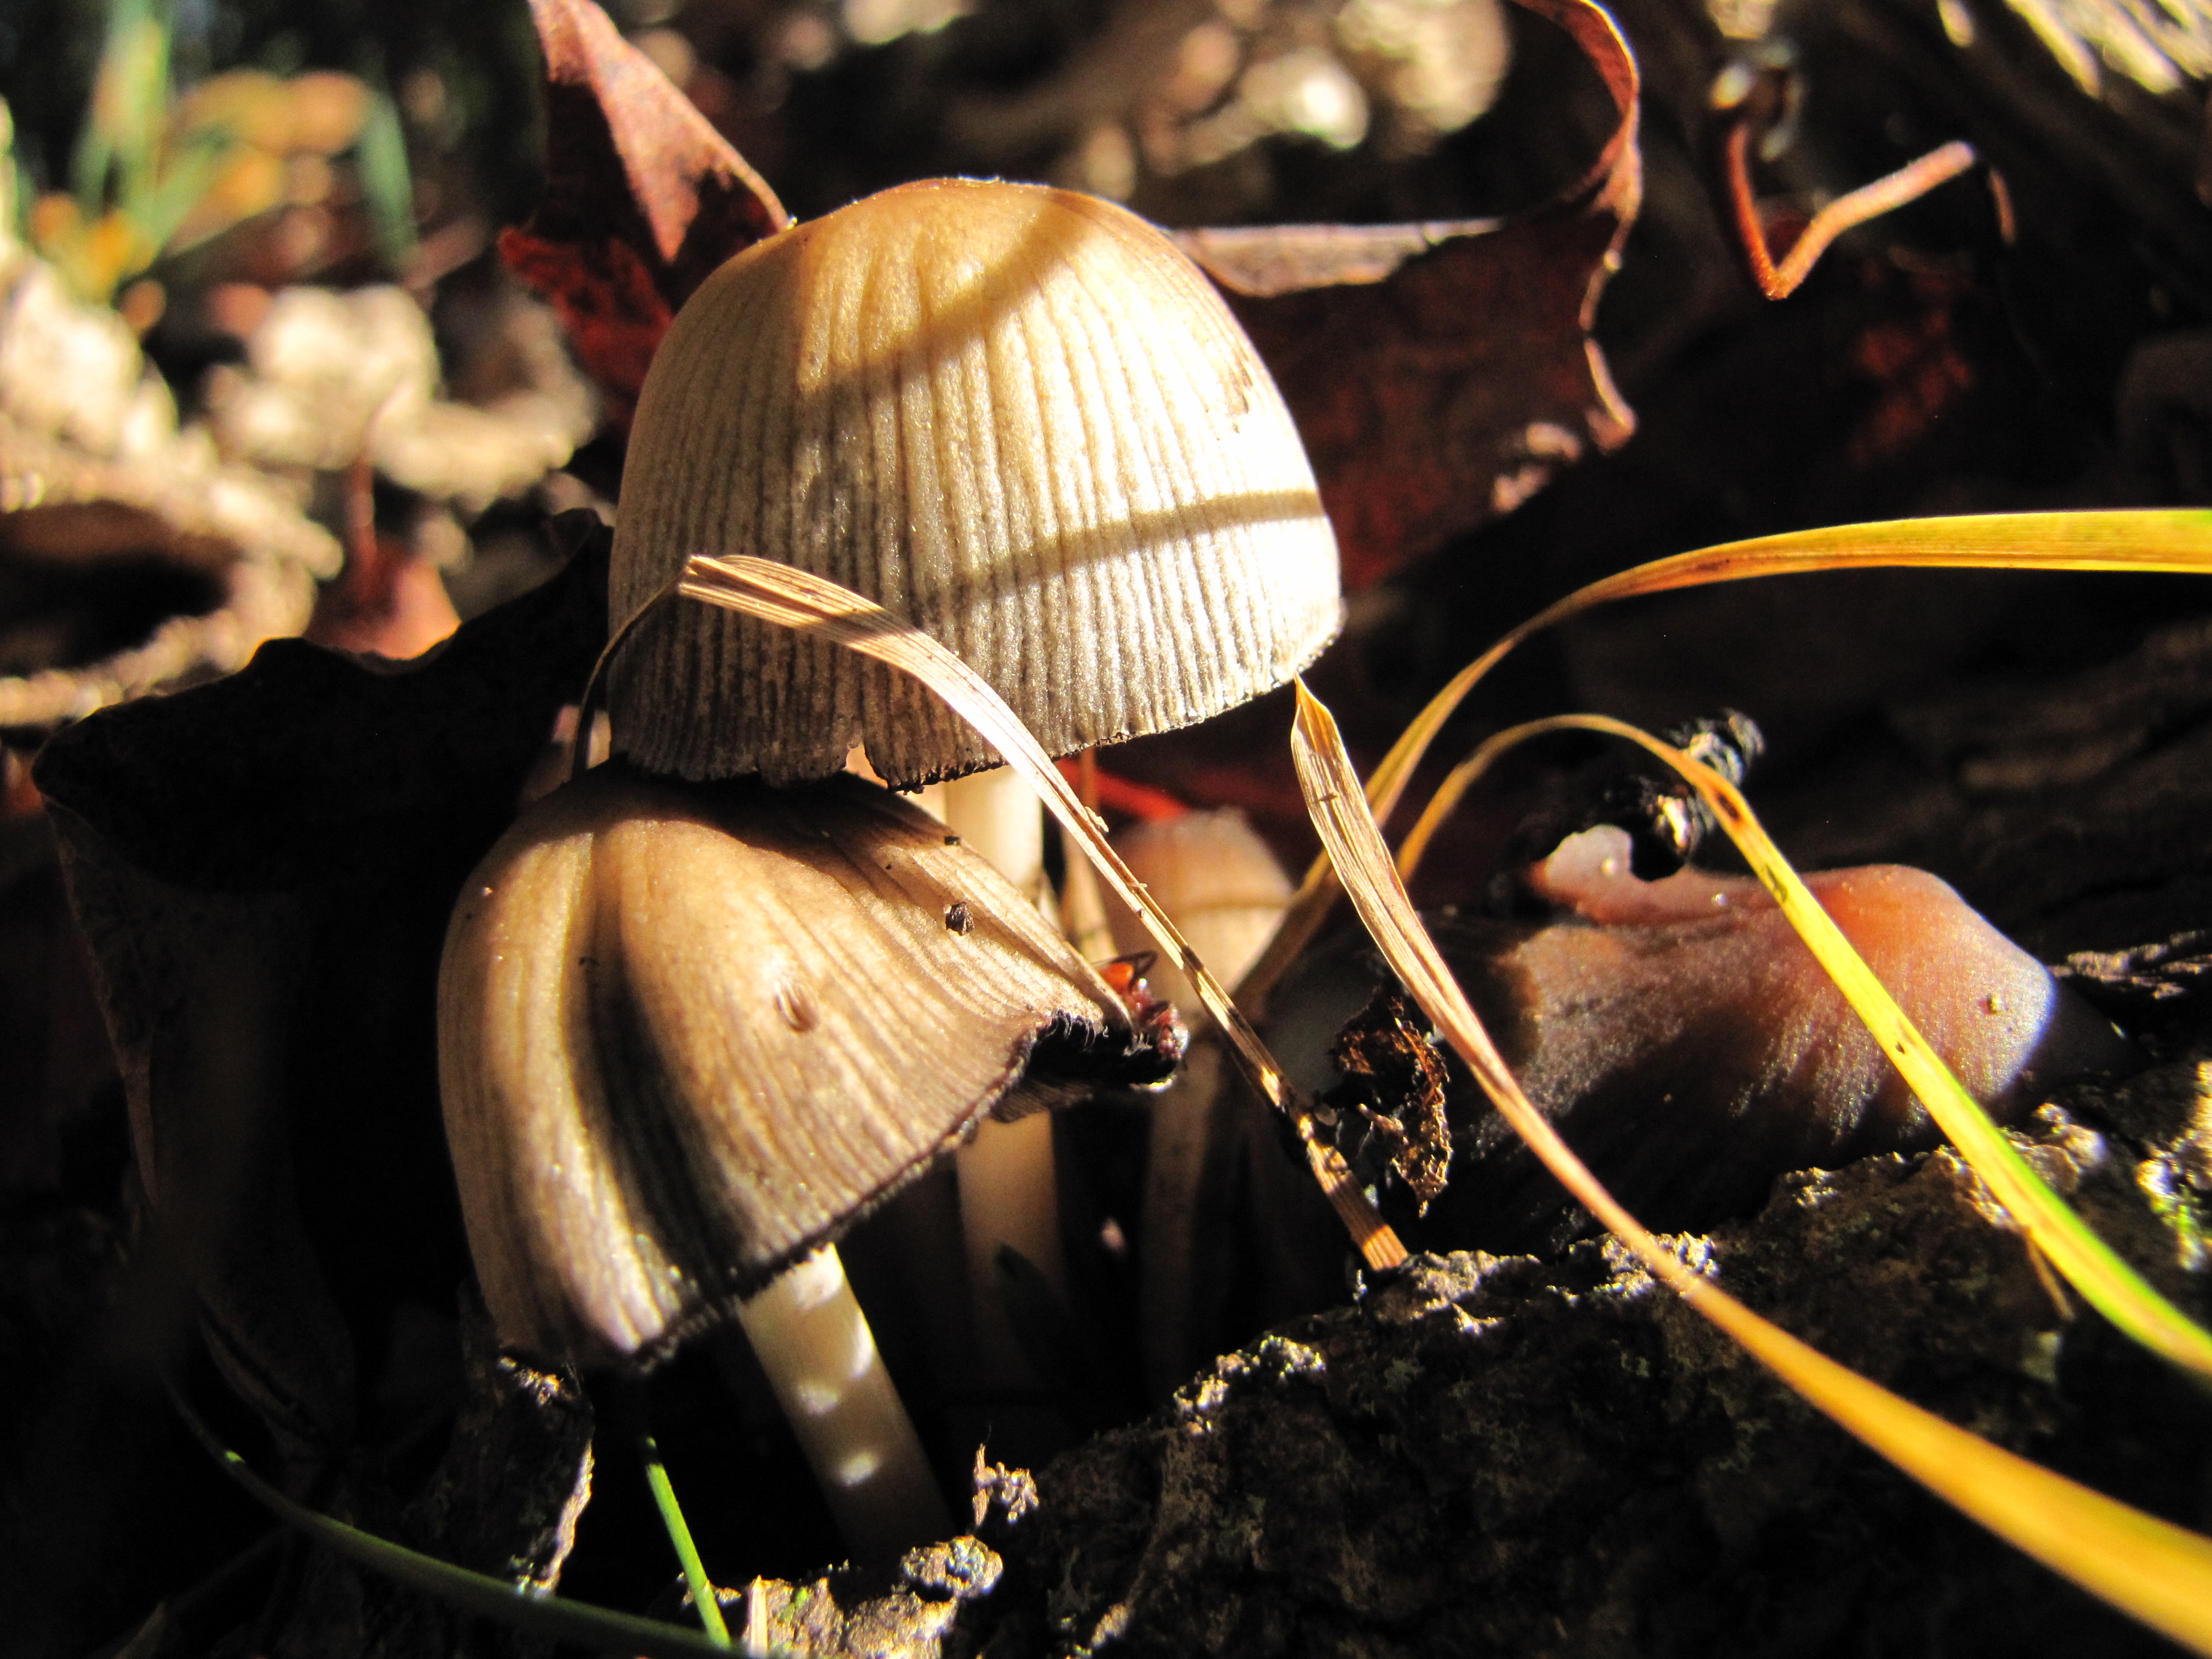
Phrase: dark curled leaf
[
  {"left": 33, "top": 518, "right": 609, "bottom": 1472},
  {"left": 35, "top": 516, "right": 611, "bottom": 891},
  {"left": 1179, "top": 0, "right": 1641, "bottom": 589},
  {"left": 1330, "top": 987, "right": 1452, "bottom": 1213}
]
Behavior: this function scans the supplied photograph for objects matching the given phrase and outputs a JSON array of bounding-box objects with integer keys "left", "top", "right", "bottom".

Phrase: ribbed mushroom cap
[
  {"left": 609, "top": 177, "right": 1341, "bottom": 787},
  {"left": 437, "top": 762, "right": 1178, "bottom": 1369}
]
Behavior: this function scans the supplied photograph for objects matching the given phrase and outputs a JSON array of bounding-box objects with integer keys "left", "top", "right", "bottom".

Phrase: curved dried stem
[{"left": 1725, "top": 125, "right": 1982, "bottom": 300}]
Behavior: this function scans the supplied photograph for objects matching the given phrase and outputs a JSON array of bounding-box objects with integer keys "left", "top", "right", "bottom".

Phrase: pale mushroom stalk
[
  {"left": 734, "top": 1245, "right": 951, "bottom": 1559},
  {"left": 935, "top": 764, "right": 1070, "bottom": 1387},
  {"left": 1105, "top": 811, "right": 1294, "bottom": 1396}
]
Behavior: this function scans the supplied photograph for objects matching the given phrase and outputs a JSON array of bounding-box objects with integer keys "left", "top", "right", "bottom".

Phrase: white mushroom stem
[
  {"left": 936, "top": 765, "right": 1070, "bottom": 1385},
  {"left": 733, "top": 1245, "right": 952, "bottom": 1560},
  {"left": 1106, "top": 812, "right": 1293, "bottom": 1397},
  {"left": 1057, "top": 753, "right": 1118, "bottom": 962}
]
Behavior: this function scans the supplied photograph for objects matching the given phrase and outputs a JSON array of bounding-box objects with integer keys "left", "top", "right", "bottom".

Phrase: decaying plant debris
[
  {"left": 716, "top": 1038, "right": 2212, "bottom": 1659},
  {"left": 16, "top": 0, "right": 2212, "bottom": 1652}
]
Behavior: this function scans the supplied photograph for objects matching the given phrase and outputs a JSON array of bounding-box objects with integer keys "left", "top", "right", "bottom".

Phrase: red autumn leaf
[
  {"left": 497, "top": 230, "right": 674, "bottom": 429},
  {"left": 500, "top": 0, "right": 787, "bottom": 426},
  {"left": 1180, "top": 0, "right": 1641, "bottom": 590}
]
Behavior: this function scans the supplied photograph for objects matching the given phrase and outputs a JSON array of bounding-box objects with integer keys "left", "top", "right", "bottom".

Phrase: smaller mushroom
[
  {"left": 437, "top": 760, "right": 1176, "bottom": 1556},
  {"left": 926, "top": 764, "right": 1069, "bottom": 1387},
  {"left": 1401, "top": 825, "right": 2139, "bottom": 1253}
]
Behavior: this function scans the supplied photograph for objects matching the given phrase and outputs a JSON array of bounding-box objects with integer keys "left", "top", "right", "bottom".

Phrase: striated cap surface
[{"left": 610, "top": 177, "right": 1340, "bottom": 787}]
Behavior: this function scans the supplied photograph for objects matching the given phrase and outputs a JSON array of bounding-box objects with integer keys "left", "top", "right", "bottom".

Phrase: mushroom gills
[{"left": 1372, "top": 826, "right": 2138, "bottom": 1255}]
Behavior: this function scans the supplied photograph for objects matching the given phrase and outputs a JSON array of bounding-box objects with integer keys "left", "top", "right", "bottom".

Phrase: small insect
[
  {"left": 945, "top": 900, "right": 973, "bottom": 934},
  {"left": 1099, "top": 951, "right": 1158, "bottom": 1005},
  {"left": 1100, "top": 952, "right": 1187, "bottom": 1076}
]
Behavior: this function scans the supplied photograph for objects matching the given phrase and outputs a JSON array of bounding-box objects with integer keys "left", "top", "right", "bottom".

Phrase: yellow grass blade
[
  {"left": 1519, "top": 712, "right": 2212, "bottom": 1378},
  {"left": 1387, "top": 509, "right": 2212, "bottom": 834},
  {"left": 1290, "top": 680, "right": 2212, "bottom": 1656},
  {"left": 667, "top": 554, "right": 1406, "bottom": 1271},
  {"left": 1240, "top": 509, "right": 2212, "bottom": 1010},
  {"left": 1246, "top": 507, "right": 2212, "bottom": 1377}
]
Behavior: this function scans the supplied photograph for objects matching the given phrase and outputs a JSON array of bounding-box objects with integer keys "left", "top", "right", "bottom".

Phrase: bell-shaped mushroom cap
[
  {"left": 609, "top": 176, "right": 1341, "bottom": 787},
  {"left": 438, "top": 762, "right": 1178, "bottom": 1369}
]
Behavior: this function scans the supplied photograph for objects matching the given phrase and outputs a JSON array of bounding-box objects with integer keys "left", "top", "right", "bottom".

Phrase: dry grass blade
[
  {"left": 1248, "top": 510, "right": 2212, "bottom": 1374},
  {"left": 671, "top": 553, "right": 1405, "bottom": 1270},
  {"left": 1288, "top": 680, "right": 2212, "bottom": 1656},
  {"left": 1242, "top": 508, "right": 2212, "bottom": 1012}
]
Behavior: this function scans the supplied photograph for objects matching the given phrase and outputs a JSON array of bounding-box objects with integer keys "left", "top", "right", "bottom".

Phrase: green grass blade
[
  {"left": 169, "top": 1387, "right": 770, "bottom": 1656},
  {"left": 354, "top": 83, "right": 417, "bottom": 270},
  {"left": 1288, "top": 680, "right": 2212, "bottom": 1656},
  {"left": 131, "top": 129, "right": 228, "bottom": 255},
  {"left": 72, "top": 0, "right": 146, "bottom": 207},
  {"left": 114, "top": 0, "right": 170, "bottom": 211},
  {"left": 640, "top": 1429, "right": 733, "bottom": 1647}
]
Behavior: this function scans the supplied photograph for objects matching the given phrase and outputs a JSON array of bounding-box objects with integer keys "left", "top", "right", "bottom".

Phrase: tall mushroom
[
  {"left": 437, "top": 762, "right": 1178, "bottom": 1557},
  {"left": 606, "top": 176, "right": 1340, "bottom": 1388}
]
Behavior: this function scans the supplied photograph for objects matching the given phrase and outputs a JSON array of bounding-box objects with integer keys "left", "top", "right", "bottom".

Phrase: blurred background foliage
[
  {"left": 0, "top": 0, "right": 544, "bottom": 303},
  {"left": 0, "top": 0, "right": 1618, "bottom": 303}
]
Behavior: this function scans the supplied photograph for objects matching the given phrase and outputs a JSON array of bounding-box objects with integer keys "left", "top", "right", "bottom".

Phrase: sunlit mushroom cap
[
  {"left": 609, "top": 177, "right": 1341, "bottom": 787},
  {"left": 436, "top": 762, "right": 1179, "bottom": 1369}
]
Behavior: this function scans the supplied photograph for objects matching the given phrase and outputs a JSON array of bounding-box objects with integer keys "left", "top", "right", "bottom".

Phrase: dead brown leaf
[
  {"left": 1179, "top": 0, "right": 1641, "bottom": 590},
  {"left": 1329, "top": 986, "right": 1452, "bottom": 1212},
  {"left": 499, "top": 0, "right": 1637, "bottom": 580}
]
